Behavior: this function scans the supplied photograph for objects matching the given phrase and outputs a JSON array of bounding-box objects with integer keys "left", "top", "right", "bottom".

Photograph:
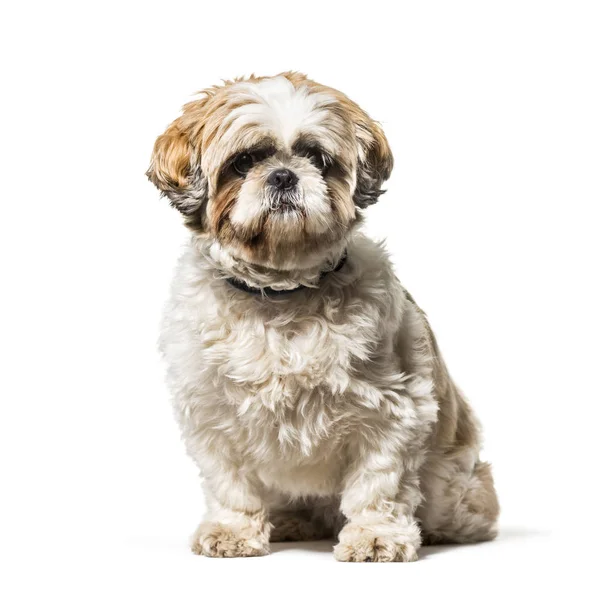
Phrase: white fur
[
  {"left": 160, "top": 232, "right": 498, "bottom": 561},
  {"left": 228, "top": 77, "right": 335, "bottom": 147}
]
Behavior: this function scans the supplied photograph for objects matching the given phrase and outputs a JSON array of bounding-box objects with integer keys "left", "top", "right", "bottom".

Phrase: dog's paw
[
  {"left": 191, "top": 521, "right": 270, "bottom": 558},
  {"left": 333, "top": 521, "right": 420, "bottom": 562}
]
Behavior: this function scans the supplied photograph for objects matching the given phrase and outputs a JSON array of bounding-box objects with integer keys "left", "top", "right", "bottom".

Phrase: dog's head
[{"left": 147, "top": 72, "right": 393, "bottom": 269}]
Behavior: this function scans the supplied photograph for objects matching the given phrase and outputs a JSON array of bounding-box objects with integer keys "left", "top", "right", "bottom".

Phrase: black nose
[{"left": 267, "top": 168, "right": 298, "bottom": 190}]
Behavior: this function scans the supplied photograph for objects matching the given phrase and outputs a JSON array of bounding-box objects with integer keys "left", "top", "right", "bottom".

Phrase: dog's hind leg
[
  {"left": 269, "top": 498, "right": 343, "bottom": 542},
  {"left": 418, "top": 452, "right": 499, "bottom": 545}
]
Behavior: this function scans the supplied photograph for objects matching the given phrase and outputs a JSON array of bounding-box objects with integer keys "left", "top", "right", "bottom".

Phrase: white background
[{"left": 1, "top": 1, "right": 597, "bottom": 598}]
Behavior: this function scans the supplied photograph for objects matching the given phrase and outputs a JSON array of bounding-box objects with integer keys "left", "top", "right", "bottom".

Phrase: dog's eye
[
  {"left": 300, "top": 148, "right": 328, "bottom": 173},
  {"left": 233, "top": 153, "right": 254, "bottom": 175},
  {"left": 308, "top": 151, "right": 326, "bottom": 172}
]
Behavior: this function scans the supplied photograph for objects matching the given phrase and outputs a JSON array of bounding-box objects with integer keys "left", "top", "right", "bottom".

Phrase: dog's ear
[
  {"left": 146, "top": 112, "right": 207, "bottom": 216},
  {"left": 284, "top": 73, "right": 394, "bottom": 209},
  {"left": 352, "top": 112, "right": 394, "bottom": 208}
]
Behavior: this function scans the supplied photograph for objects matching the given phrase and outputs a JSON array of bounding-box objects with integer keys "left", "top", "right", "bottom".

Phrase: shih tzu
[{"left": 147, "top": 72, "right": 499, "bottom": 562}]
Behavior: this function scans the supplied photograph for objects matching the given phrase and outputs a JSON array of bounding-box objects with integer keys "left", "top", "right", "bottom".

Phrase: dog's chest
[
  {"left": 195, "top": 298, "right": 383, "bottom": 458},
  {"left": 201, "top": 295, "right": 381, "bottom": 400}
]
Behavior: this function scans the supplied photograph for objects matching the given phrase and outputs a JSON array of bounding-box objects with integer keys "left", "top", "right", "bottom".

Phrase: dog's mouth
[{"left": 268, "top": 192, "right": 304, "bottom": 215}]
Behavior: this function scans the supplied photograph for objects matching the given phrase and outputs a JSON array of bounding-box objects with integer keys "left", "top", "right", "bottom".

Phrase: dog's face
[{"left": 147, "top": 73, "right": 393, "bottom": 269}]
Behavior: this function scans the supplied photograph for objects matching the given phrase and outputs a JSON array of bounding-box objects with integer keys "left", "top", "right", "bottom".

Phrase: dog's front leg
[
  {"left": 191, "top": 464, "right": 270, "bottom": 558},
  {"left": 334, "top": 449, "right": 422, "bottom": 562}
]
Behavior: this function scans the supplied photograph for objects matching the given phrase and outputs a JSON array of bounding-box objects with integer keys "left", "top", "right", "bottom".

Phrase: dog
[{"left": 147, "top": 72, "right": 499, "bottom": 562}]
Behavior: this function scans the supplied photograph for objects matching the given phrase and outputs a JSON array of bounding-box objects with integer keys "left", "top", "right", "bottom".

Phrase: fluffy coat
[{"left": 151, "top": 73, "right": 499, "bottom": 562}]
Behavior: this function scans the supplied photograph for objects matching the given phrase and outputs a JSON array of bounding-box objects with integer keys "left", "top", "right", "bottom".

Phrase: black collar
[{"left": 226, "top": 253, "right": 347, "bottom": 297}]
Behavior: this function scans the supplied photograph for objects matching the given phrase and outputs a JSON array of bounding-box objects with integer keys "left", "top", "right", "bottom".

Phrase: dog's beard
[
  {"left": 208, "top": 154, "right": 356, "bottom": 270},
  {"left": 229, "top": 174, "right": 333, "bottom": 238},
  {"left": 216, "top": 187, "right": 345, "bottom": 270},
  {"left": 268, "top": 188, "right": 303, "bottom": 214}
]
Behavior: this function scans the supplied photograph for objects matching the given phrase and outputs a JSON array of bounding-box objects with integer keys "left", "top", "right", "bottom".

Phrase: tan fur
[
  {"left": 147, "top": 121, "right": 194, "bottom": 192},
  {"left": 210, "top": 177, "right": 244, "bottom": 237}
]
